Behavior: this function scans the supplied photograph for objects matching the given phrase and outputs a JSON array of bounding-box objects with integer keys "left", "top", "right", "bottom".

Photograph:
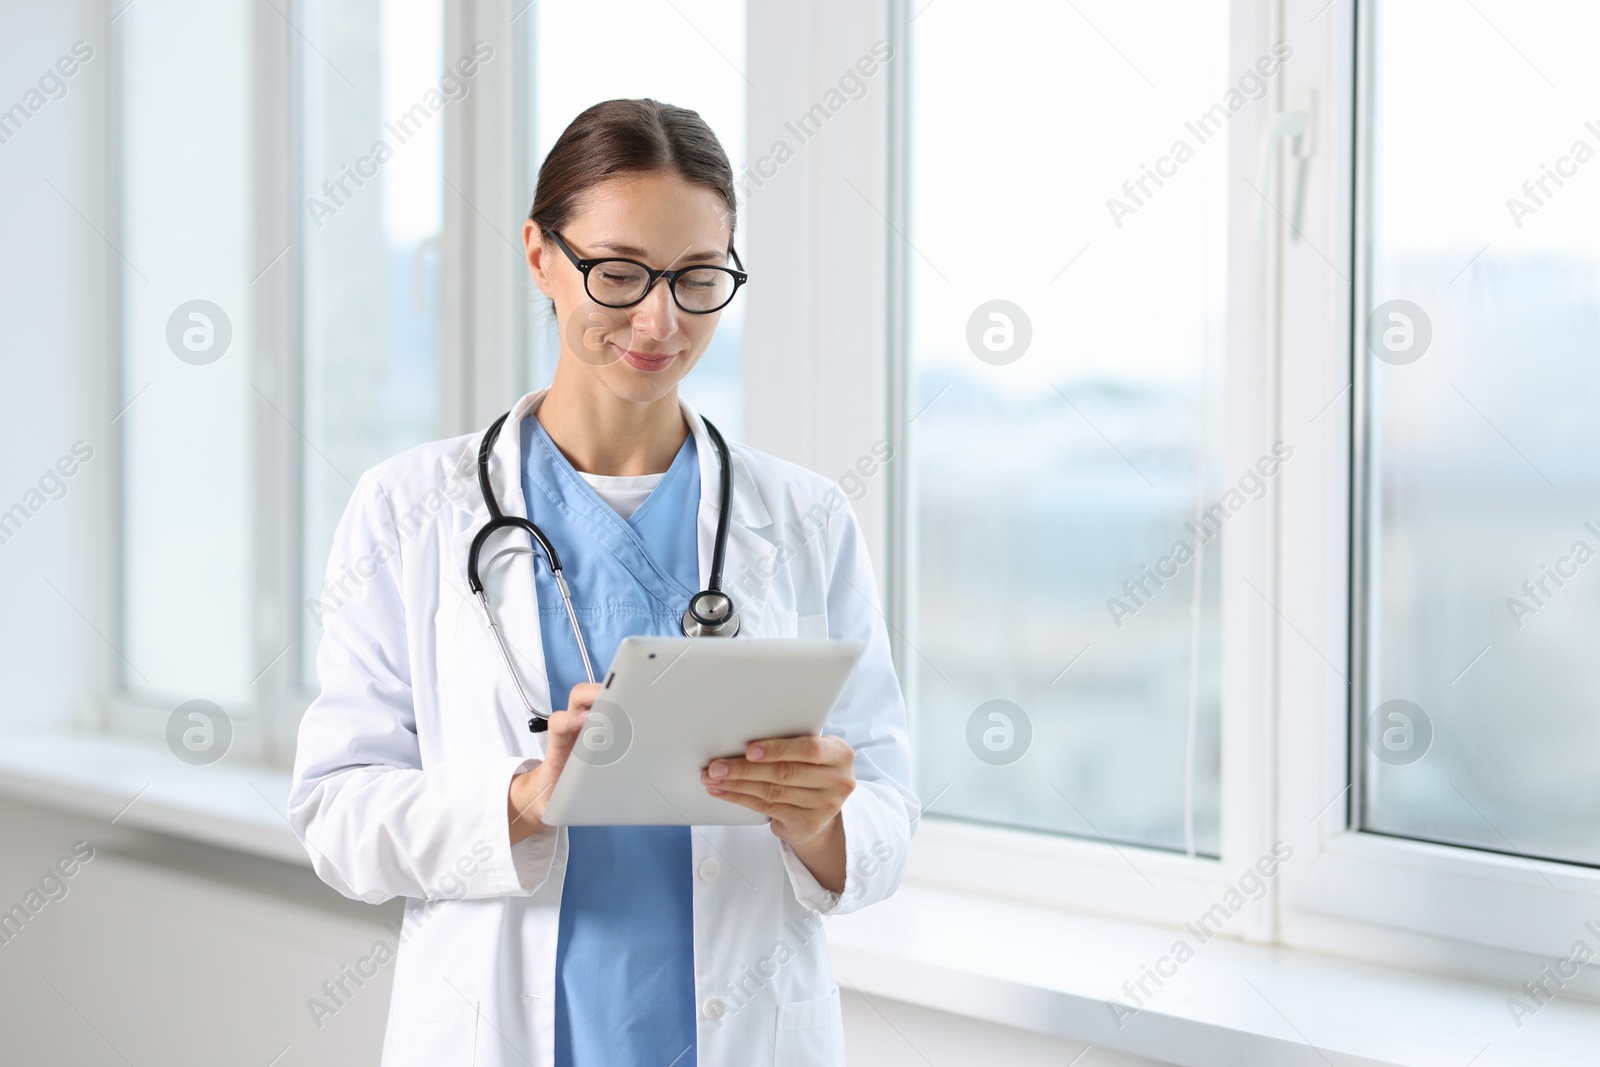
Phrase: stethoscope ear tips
[
  {"left": 681, "top": 589, "right": 740, "bottom": 638},
  {"left": 528, "top": 716, "right": 549, "bottom": 733}
]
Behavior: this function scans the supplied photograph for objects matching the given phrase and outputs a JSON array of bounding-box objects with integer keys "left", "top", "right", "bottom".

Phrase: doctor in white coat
[{"left": 288, "top": 98, "right": 917, "bottom": 1066}]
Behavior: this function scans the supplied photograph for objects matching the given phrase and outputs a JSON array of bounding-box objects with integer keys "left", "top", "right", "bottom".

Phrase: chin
[{"left": 603, "top": 366, "right": 690, "bottom": 405}]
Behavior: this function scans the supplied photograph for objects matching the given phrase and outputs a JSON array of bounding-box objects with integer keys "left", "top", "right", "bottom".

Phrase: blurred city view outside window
[
  {"left": 906, "top": 0, "right": 1231, "bottom": 855},
  {"left": 1358, "top": 0, "right": 1600, "bottom": 866}
]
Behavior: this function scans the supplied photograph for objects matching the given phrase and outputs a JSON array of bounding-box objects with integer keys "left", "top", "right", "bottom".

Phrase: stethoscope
[{"left": 465, "top": 409, "right": 741, "bottom": 732}]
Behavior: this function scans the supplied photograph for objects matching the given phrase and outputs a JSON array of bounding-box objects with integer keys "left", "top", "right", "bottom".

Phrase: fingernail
[
  {"left": 707, "top": 786, "right": 723, "bottom": 795},
  {"left": 747, "top": 745, "right": 764, "bottom": 760},
  {"left": 709, "top": 761, "right": 728, "bottom": 778}
]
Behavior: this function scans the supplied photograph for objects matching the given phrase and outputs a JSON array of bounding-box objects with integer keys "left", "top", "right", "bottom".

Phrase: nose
[{"left": 627, "top": 276, "right": 679, "bottom": 343}]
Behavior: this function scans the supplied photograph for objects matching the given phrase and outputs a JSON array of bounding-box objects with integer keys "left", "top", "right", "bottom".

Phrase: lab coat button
[
  {"left": 697, "top": 859, "right": 720, "bottom": 882},
  {"left": 702, "top": 997, "right": 727, "bottom": 1021}
]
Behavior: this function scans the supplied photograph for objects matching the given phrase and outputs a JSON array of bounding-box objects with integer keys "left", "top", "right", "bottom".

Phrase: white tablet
[{"left": 541, "top": 636, "right": 866, "bottom": 826}]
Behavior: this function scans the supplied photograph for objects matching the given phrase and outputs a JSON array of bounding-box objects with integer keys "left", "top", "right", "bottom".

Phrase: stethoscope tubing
[{"left": 465, "top": 409, "right": 737, "bottom": 731}]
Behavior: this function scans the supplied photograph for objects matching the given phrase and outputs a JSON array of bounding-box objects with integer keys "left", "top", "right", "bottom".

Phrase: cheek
[
  {"left": 679, "top": 329, "right": 715, "bottom": 369},
  {"left": 552, "top": 277, "right": 593, "bottom": 323},
  {"left": 680, "top": 315, "right": 722, "bottom": 361}
]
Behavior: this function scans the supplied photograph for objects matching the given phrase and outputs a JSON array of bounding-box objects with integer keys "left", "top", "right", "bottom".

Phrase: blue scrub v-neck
[{"left": 519, "top": 412, "right": 700, "bottom": 1067}]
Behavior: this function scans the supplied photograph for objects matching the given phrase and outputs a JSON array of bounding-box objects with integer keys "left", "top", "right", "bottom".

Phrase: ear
[{"left": 524, "top": 221, "right": 554, "bottom": 298}]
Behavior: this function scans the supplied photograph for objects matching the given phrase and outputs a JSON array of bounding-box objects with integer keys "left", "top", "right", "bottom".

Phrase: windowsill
[
  {"left": 4, "top": 728, "right": 1594, "bottom": 1065},
  {"left": 0, "top": 727, "right": 308, "bottom": 867},
  {"left": 827, "top": 885, "right": 1599, "bottom": 1067}
]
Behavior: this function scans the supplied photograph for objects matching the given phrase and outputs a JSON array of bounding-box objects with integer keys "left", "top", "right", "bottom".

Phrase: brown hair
[{"left": 528, "top": 98, "right": 737, "bottom": 250}]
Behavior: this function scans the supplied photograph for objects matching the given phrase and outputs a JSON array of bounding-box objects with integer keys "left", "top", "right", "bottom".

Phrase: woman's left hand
[{"left": 702, "top": 735, "right": 855, "bottom": 846}]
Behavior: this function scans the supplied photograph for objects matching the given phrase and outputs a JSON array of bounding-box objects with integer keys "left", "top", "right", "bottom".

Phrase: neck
[{"left": 535, "top": 363, "right": 688, "bottom": 476}]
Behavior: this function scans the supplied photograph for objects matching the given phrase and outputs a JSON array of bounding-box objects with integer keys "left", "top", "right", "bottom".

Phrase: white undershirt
[{"left": 575, "top": 470, "right": 666, "bottom": 521}]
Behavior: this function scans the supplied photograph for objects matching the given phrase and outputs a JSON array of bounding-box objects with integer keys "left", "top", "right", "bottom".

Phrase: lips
[{"left": 616, "top": 346, "right": 676, "bottom": 372}]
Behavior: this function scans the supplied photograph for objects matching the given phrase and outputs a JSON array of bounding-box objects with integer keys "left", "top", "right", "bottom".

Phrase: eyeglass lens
[{"left": 587, "top": 262, "right": 735, "bottom": 312}]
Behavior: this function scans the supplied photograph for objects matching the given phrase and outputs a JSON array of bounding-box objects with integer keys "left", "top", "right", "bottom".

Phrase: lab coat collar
[
  {"left": 677, "top": 392, "right": 775, "bottom": 532},
  {"left": 457, "top": 387, "right": 774, "bottom": 534},
  {"left": 676, "top": 392, "right": 780, "bottom": 639}
]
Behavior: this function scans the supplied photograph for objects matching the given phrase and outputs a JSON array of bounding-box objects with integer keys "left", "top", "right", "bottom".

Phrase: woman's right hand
[{"left": 507, "top": 682, "right": 602, "bottom": 844}]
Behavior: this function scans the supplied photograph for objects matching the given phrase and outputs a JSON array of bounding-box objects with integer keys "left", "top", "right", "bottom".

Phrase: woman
[{"left": 289, "top": 99, "right": 917, "bottom": 1067}]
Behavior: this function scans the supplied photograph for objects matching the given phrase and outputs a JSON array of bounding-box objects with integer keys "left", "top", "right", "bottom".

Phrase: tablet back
[{"left": 541, "top": 636, "right": 865, "bottom": 826}]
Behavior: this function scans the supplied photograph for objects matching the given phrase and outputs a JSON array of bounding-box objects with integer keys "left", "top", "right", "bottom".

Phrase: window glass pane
[
  {"left": 908, "top": 0, "right": 1230, "bottom": 854},
  {"left": 518, "top": 0, "right": 746, "bottom": 436},
  {"left": 297, "top": 0, "right": 444, "bottom": 685},
  {"left": 1360, "top": 0, "right": 1600, "bottom": 865},
  {"left": 118, "top": 0, "right": 255, "bottom": 706}
]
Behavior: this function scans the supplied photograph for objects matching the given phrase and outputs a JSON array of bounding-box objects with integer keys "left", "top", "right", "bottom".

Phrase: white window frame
[
  {"left": 1275, "top": 0, "right": 1600, "bottom": 994},
  {"left": 773, "top": 0, "right": 1286, "bottom": 937}
]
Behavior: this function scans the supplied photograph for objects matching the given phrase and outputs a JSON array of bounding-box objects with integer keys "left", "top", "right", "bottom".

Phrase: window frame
[
  {"left": 862, "top": 0, "right": 1283, "bottom": 934},
  {"left": 104, "top": 0, "right": 296, "bottom": 764},
  {"left": 1274, "top": 0, "right": 1600, "bottom": 993}
]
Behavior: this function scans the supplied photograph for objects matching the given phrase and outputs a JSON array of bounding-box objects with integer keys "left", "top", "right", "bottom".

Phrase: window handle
[{"left": 1258, "top": 89, "right": 1318, "bottom": 241}]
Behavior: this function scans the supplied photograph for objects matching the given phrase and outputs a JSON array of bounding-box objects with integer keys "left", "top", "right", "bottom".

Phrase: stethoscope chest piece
[{"left": 682, "top": 589, "right": 740, "bottom": 638}]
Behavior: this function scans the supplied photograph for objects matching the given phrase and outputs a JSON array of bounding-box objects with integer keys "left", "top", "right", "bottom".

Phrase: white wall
[
  {"left": 0, "top": 798, "right": 395, "bottom": 1064},
  {"left": 842, "top": 986, "right": 1170, "bottom": 1067},
  {"left": 0, "top": 797, "right": 1174, "bottom": 1066}
]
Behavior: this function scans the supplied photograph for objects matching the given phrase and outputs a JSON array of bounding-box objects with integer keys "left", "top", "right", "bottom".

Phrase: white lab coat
[{"left": 288, "top": 388, "right": 917, "bottom": 1066}]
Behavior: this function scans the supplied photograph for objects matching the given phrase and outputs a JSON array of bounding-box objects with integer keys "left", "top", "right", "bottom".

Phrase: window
[
  {"left": 115, "top": 0, "right": 256, "bottom": 709},
  {"left": 111, "top": 2, "right": 752, "bottom": 747},
  {"left": 905, "top": 0, "right": 1231, "bottom": 855},
  {"left": 295, "top": 0, "right": 447, "bottom": 687},
  {"left": 1355, "top": 0, "right": 1600, "bottom": 866},
  {"left": 98, "top": 0, "right": 1600, "bottom": 983},
  {"left": 1277, "top": 0, "right": 1600, "bottom": 971},
  {"left": 516, "top": 0, "right": 747, "bottom": 436}
]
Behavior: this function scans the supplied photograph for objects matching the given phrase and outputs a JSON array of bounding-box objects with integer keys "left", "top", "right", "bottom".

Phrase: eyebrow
[{"left": 590, "top": 240, "right": 728, "bottom": 264}]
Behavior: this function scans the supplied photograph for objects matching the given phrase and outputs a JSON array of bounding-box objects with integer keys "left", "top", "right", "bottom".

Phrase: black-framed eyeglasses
[{"left": 549, "top": 230, "right": 748, "bottom": 314}]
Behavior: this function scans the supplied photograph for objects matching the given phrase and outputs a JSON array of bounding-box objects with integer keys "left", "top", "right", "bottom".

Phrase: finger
[
  {"left": 704, "top": 791, "right": 828, "bottom": 838},
  {"left": 704, "top": 778, "right": 837, "bottom": 807},
  {"left": 710, "top": 741, "right": 854, "bottom": 780},
  {"left": 742, "top": 734, "right": 851, "bottom": 766},
  {"left": 548, "top": 706, "right": 589, "bottom": 744},
  {"left": 540, "top": 707, "right": 590, "bottom": 775},
  {"left": 703, "top": 787, "right": 768, "bottom": 814},
  {"left": 567, "top": 682, "right": 603, "bottom": 713},
  {"left": 705, "top": 757, "right": 838, "bottom": 788}
]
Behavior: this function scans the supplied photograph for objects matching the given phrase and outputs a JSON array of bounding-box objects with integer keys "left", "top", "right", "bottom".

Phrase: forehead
[{"left": 566, "top": 172, "right": 732, "bottom": 262}]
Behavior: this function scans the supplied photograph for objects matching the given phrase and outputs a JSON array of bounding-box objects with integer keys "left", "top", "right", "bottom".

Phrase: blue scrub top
[{"left": 519, "top": 412, "right": 700, "bottom": 1067}]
